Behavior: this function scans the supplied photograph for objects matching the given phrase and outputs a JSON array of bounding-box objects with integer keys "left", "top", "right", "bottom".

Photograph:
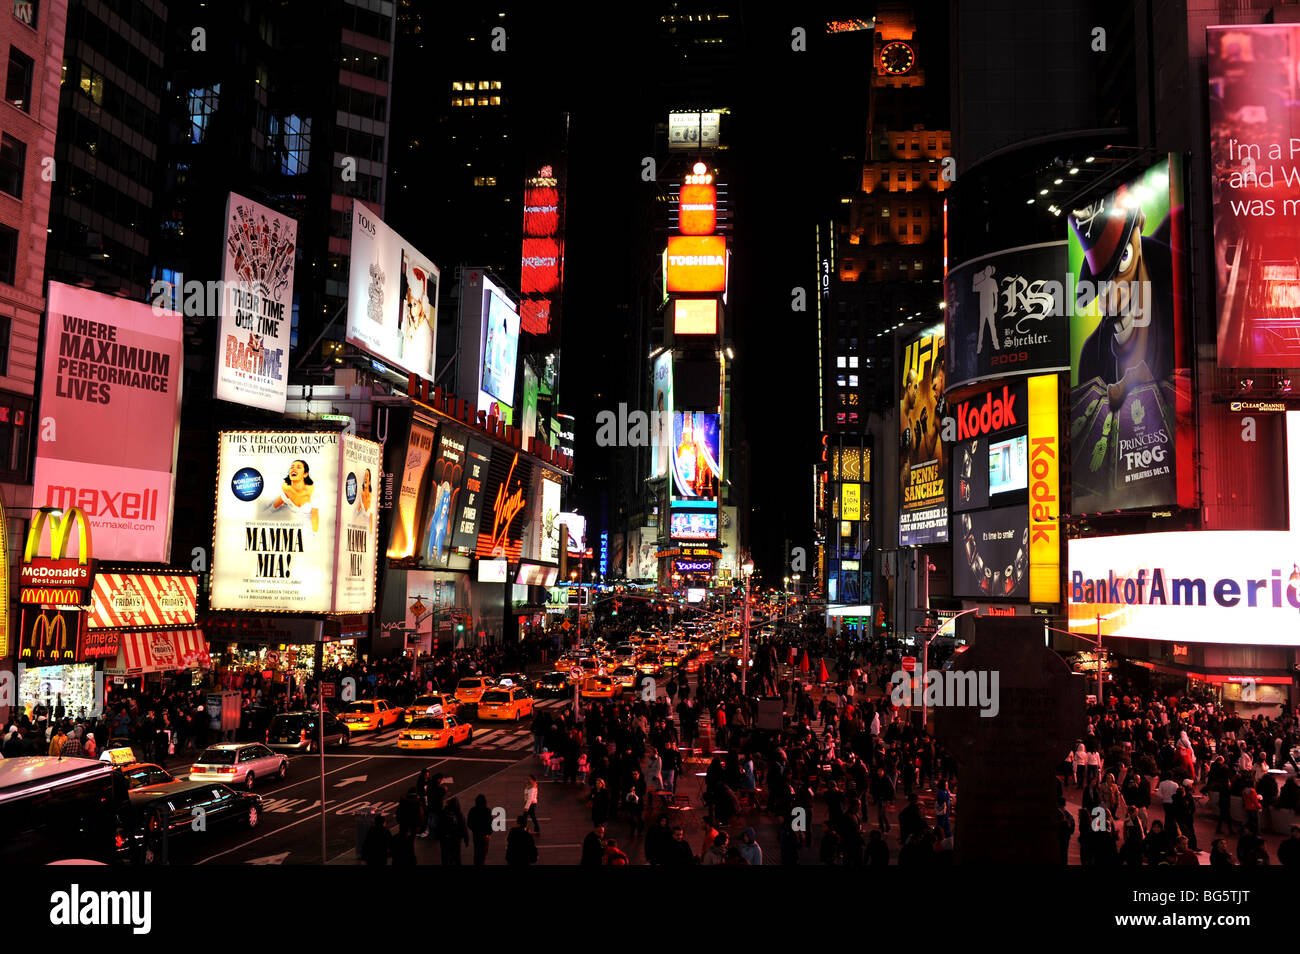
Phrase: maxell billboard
[{"left": 35, "top": 283, "right": 183, "bottom": 562}]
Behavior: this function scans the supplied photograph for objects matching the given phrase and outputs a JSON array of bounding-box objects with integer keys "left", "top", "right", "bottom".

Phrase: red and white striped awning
[{"left": 105, "top": 630, "right": 210, "bottom": 675}]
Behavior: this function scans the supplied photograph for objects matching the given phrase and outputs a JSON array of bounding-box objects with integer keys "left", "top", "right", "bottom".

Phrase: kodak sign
[
  {"left": 954, "top": 384, "right": 1022, "bottom": 440},
  {"left": 1028, "top": 374, "right": 1060, "bottom": 603}
]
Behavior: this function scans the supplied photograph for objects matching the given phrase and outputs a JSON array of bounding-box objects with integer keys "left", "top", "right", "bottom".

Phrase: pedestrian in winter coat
[
  {"left": 438, "top": 797, "right": 470, "bottom": 865},
  {"left": 581, "top": 824, "right": 607, "bottom": 865},
  {"left": 505, "top": 815, "right": 538, "bottom": 865},
  {"left": 466, "top": 794, "right": 493, "bottom": 865},
  {"left": 737, "top": 827, "right": 762, "bottom": 865}
]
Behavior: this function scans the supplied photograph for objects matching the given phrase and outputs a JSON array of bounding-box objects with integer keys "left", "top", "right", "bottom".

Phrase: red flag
[
  {"left": 817, "top": 660, "right": 830, "bottom": 684},
  {"left": 799, "top": 651, "right": 811, "bottom": 674}
]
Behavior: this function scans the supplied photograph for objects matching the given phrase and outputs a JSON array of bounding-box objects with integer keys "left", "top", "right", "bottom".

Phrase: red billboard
[{"left": 1209, "top": 25, "right": 1300, "bottom": 367}]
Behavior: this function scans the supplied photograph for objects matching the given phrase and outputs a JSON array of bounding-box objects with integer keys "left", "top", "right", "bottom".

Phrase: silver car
[{"left": 189, "top": 743, "right": 288, "bottom": 791}]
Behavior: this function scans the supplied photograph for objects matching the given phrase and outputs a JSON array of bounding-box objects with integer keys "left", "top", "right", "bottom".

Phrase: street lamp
[
  {"left": 1046, "top": 614, "right": 1107, "bottom": 707},
  {"left": 741, "top": 557, "right": 755, "bottom": 695}
]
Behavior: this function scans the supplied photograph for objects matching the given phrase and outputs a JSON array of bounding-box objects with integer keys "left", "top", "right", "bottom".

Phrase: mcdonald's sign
[
  {"left": 17, "top": 606, "right": 85, "bottom": 664},
  {"left": 19, "top": 506, "right": 94, "bottom": 590}
]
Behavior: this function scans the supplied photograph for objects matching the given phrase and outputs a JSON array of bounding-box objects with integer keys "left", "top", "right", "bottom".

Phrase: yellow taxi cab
[
  {"left": 404, "top": 693, "right": 458, "bottom": 724},
  {"left": 454, "top": 676, "right": 496, "bottom": 706},
  {"left": 338, "top": 699, "right": 404, "bottom": 732},
  {"left": 580, "top": 675, "right": 620, "bottom": 700},
  {"left": 397, "top": 714, "right": 473, "bottom": 749},
  {"left": 477, "top": 686, "right": 535, "bottom": 721}
]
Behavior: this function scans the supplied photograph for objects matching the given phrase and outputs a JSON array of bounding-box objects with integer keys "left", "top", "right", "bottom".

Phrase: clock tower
[{"left": 872, "top": 4, "right": 924, "bottom": 89}]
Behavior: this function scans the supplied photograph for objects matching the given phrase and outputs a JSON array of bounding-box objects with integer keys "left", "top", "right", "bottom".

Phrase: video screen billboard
[
  {"left": 671, "top": 412, "right": 721, "bottom": 500},
  {"left": 953, "top": 438, "right": 989, "bottom": 513},
  {"left": 666, "top": 235, "right": 727, "bottom": 294},
  {"left": 1208, "top": 25, "right": 1300, "bottom": 367},
  {"left": 670, "top": 511, "right": 718, "bottom": 541},
  {"left": 386, "top": 419, "right": 436, "bottom": 560},
  {"left": 35, "top": 283, "right": 184, "bottom": 562},
  {"left": 955, "top": 507, "right": 1029, "bottom": 599},
  {"left": 211, "top": 431, "right": 381, "bottom": 613},
  {"left": 450, "top": 439, "right": 493, "bottom": 552},
  {"left": 419, "top": 429, "right": 468, "bottom": 568},
  {"left": 650, "top": 352, "right": 674, "bottom": 478},
  {"left": 944, "top": 242, "right": 1069, "bottom": 390},
  {"left": 538, "top": 472, "right": 561, "bottom": 564},
  {"left": 216, "top": 192, "right": 296, "bottom": 411},
  {"left": 479, "top": 277, "right": 520, "bottom": 419},
  {"left": 898, "top": 326, "right": 948, "bottom": 546},
  {"left": 475, "top": 450, "right": 533, "bottom": 560},
  {"left": 558, "top": 512, "right": 586, "bottom": 554},
  {"left": 346, "top": 200, "right": 439, "bottom": 380},
  {"left": 1068, "top": 156, "right": 1190, "bottom": 513},
  {"left": 673, "top": 298, "right": 718, "bottom": 335}
]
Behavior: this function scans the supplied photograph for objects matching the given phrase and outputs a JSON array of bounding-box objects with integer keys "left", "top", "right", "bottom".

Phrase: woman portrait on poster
[
  {"left": 266, "top": 458, "right": 319, "bottom": 533},
  {"left": 356, "top": 468, "right": 374, "bottom": 518}
]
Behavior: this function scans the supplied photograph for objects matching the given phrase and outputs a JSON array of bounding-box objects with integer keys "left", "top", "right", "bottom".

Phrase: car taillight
[{"left": 301, "top": 729, "right": 310, "bottom": 743}]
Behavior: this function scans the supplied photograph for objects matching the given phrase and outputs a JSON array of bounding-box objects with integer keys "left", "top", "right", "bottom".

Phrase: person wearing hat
[{"left": 1069, "top": 183, "right": 1177, "bottom": 415}]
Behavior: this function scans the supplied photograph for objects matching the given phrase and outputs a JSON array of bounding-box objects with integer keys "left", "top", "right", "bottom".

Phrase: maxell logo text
[
  {"left": 955, "top": 386, "right": 1018, "bottom": 440},
  {"left": 46, "top": 486, "right": 159, "bottom": 520},
  {"left": 49, "top": 885, "right": 151, "bottom": 934},
  {"left": 890, "top": 668, "right": 1000, "bottom": 717}
]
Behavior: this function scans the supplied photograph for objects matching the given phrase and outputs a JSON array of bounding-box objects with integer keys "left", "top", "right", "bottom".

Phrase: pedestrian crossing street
[{"left": 347, "top": 697, "right": 573, "bottom": 751}]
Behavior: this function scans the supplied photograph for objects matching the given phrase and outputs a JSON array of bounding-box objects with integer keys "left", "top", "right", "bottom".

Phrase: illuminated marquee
[
  {"left": 673, "top": 298, "right": 718, "bottom": 335},
  {"left": 1028, "top": 375, "right": 1060, "bottom": 603},
  {"left": 666, "top": 235, "right": 727, "bottom": 294}
]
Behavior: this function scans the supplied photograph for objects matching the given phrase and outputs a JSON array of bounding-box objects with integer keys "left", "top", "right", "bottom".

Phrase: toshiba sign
[{"left": 666, "top": 235, "right": 727, "bottom": 294}]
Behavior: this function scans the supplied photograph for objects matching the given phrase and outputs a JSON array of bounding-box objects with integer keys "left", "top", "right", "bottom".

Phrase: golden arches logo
[
  {"left": 21, "top": 611, "right": 70, "bottom": 661},
  {"left": 24, "top": 506, "right": 93, "bottom": 565}
]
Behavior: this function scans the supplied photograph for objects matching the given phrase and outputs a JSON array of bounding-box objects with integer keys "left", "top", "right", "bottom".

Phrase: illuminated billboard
[
  {"left": 671, "top": 412, "right": 721, "bottom": 500},
  {"left": 671, "top": 511, "right": 718, "bottom": 541},
  {"left": 650, "top": 352, "right": 674, "bottom": 479},
  {"left": 479, "top": 276, "right": 521, "bottom": 419},
  {"left": 88, "top": 572, "right": 198, "bottom": 629},
  {"left": 1068, "top": 531, "right": 1300, "bottom": 646},
  {"left": 944, "top": 242, "right": 1069, "bottom": 390},
  {"left": 386, "top": 419, "right": 436, "bottom": 561},
  {"left": 558, "top": 512, "right": 586, "bottom": 554},
  {"left": 678, "top": 182, "right": 717, "bottom": 236},
  {"left": 1208, "top": 25, "right": 1300, "bottom": 367},
  {"left": 346, "top": 200, "right": 439, "bottom": 380},
  {"left": 210, "top": 431, "right": 381, "bottom": 613},
  {"left": 474, "top": 451, "right": 532, "bottom": 561},
  {"left": 898, "top": 325, "right": 947, "bottom": 546},
  {"left": 539, "top": 472, "right": 562, "bottom": 564},
  {"left": 216, "top": 192, "right": 296, "bottom": 411},
  {"left": 419, "top": 429, "right": 468, "bottom": 568},
  {"left": 35, "top": 282, "right": 184, "bottom": 562},
  {"left": 668, "top": 111, "right": 720, "bottom": 150},
  {"left": 520, "top": 163, "right": 565, "bottom": 337},
  {"left": 955, "top": 508, "right": 1028, "bottom": 599},
  {"left": 673, "top": 298, "right": 718, "bottom": 335},
  {"left": 1068, "top": 156, "right": 1192, "bottom": 513},
  {"left": 450, "top": 439, "right": 493, "bottom": 552},
  {"left": 666, "top": 235, "right": 728, "bottom": 294}
]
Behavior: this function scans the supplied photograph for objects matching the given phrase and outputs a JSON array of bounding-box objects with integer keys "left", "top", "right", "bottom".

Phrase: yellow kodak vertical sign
[{"left": 1028, "top": 375, "right": 1060, "bottom": 603}]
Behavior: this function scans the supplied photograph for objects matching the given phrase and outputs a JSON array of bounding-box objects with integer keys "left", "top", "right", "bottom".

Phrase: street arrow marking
[
  {"left": 334, "top": 776, "right": 368, "bottom": 788},
  {"left": 247, "top": 853, "right": 289, "bottom": 865}
]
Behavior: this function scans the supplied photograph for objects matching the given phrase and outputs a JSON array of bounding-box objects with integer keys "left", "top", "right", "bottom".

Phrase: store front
[{"left": 16, "top": 662, "right": 97, "bottom": 721}]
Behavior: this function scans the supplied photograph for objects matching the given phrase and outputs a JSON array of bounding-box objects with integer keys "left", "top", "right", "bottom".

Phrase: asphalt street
[{"left": 158, "top": 697, "right": 577, "bottom": 865}]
